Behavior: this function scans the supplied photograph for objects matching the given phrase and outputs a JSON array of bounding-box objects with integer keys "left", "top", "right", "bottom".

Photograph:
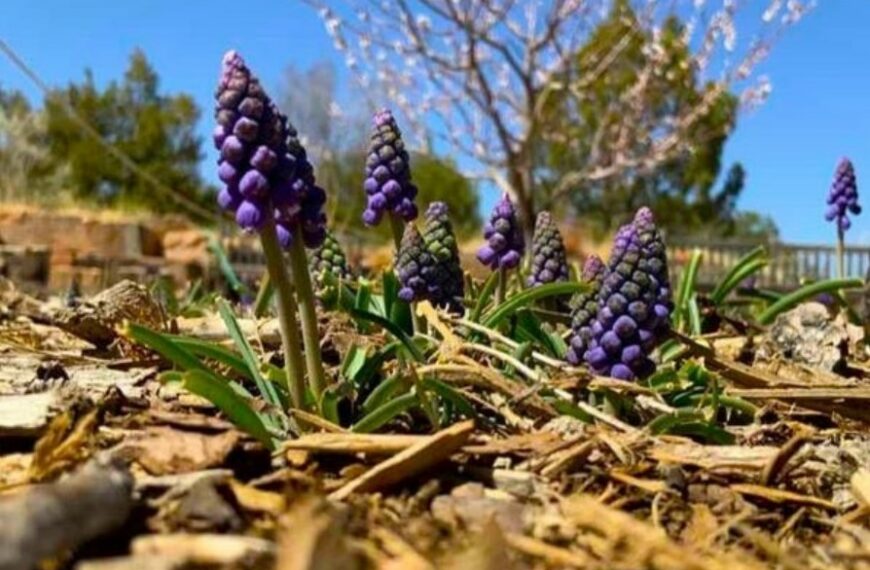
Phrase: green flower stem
[
  {"left": 496, "top": 267, "right": 507, "bottom": 305},
  {"left": 837, "top": 227, "right": 845, "bottom": 279},
  {"left": 288, "top": 225, "right": 327, "bottom": 401},
  {"left": 410, "top": 302, "right": 426, "bottom": 337},
  {"left": 259, "top": 223, "right": 305, "bottom": 410},
  {"left": 388, "top": 212, "right": 405, "bottom": 251}
]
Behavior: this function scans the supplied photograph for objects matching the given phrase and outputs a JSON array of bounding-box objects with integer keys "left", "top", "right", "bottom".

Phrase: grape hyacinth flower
[
  {"left": 362, "top": 109, "right": 418, "bottom": 246},
  {"left": 825, "top": 158, "right": 861, "bottom": 278},
  {"left": 213, "top": 50, "right": 327, "bottom": 405},
  {"left": 214, "top": 51, "right": 326, "bottom": 247},
  {"left": 421, "top": 202, "right": 465, "bottom": 314},
  {"left": 395, "top": 223, "right": 436, "bottom": 304},
  {"left": 583, "top": 208, "right": 672, "bottom": 381},
  {"left": 528, "top": 211, "right": 569, "bottom": 287},
  {"left": 309, "top": 229, "right": 352, "bottom": 291},
  {"left": 477, "top": 193, "right": 525, "bottom": 302},
  {"left": 826, "top": 158, "right": 861, "bottom": 232},
  {"left": 566, "top": 255, "right": 606, "bottom": 365}
]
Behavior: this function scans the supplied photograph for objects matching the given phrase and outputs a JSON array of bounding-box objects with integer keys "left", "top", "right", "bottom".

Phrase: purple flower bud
[
  {"left": 395, "top": 224, "right": 436, "bottom": 303},
  {"left": 477, "top": 193, "right": 524, "bottom": 271},
  {"left": 236, "top": 200, "right": 266, "bottom": 231},
  {"left": 826, "top": 158, "right": 861, "bottom": 234}
]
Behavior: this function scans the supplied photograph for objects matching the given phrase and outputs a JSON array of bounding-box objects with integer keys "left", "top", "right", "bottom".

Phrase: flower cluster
[
  {"left": 580, "top": 208, "right": 672, "bottom": 380},
  {"left": 362, "top": 109, "right": 419, "bottom": 226},
  {"left": 309, "top": 229, "right": 352, "bottom": 290},
  {"left": 213, "top": 50, "right": 325, "bottom": 248},
  {"left": 566, "top": 255, "right": 606, "bottom": 365},
  {"left": 477, "top": 193, "right": 524, "bottom": 270},
  {"left": 825, "top": 158, "right": 861, "bottom": 232},
  {"left": 528, "top": 211, "right": 569, "bottom": 287},
  {"left": 395, "top": 224, "right": 437, "bottom": 303},
  {"left": 421, "top": 202, "right": 465, "bottom": 313}
]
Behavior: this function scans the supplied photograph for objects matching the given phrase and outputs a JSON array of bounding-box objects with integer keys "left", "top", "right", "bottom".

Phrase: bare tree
[{"left": 305, "top": 0, "right": 811, "bottom": 234}]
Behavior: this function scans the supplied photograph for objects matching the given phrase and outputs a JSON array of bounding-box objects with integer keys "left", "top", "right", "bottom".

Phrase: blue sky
[{"left": 1, "top": 0, "right": 868, "bottom": 245}]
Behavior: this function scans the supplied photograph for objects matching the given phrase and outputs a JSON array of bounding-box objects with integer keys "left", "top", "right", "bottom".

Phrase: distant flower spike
[
  {"left": 309, "top": 229, "right": 352, "bottom": 290},
  {"left": 528, "top": 211, "right": 569, "bottom": 287},
  {"left": 566, "top": 255, "right": 607, "bottom": 366},
  {"left": 362, "top": 109, "right": 419, "bottom": 226},
  {"left": 395, "top": 224, "right": 437, "bottom": 303},
  {"left": 825, "top": 158, "right": 861, "bottom": 233},
  {"left": 421, "top": 202, "right": 465, "bottom": 313},
  {"left": 213, "top": 50, "right": 326, "bottom": 248},
  {"left": 477, "top": 193, "right": 524, "bottom": 270},
  {"left": 583, "top": 208, "right": 672, "bottom": 381}
]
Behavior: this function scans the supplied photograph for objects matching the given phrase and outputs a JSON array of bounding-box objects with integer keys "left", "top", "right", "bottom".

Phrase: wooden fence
[{"left": 667, "top": 240, "right": 870, "bottom": 290}]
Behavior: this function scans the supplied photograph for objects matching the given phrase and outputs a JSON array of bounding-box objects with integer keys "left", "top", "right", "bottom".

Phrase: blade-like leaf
[
  {"left": 421, "top": 378, "right": 477, "bottom": 420},
  {"left": 124, "top": 322, "right": 208, "bottom": 372},
  {"left": 350, "top": 307, "right": 425, "bottom": 362},
  {"left": 217, "top": 298, "right": 282, "bottom": 408},
  {"left": 674, "top": 249, "right": 703, "bottom": 331},
  {"left": 710, "top": 246, "right": 767, "bottom": 306},
  {"left": 758, "top": 278, "right": 863, "bottom": 325},
  {"left": 469, "top": 271, "right": 499, "bottom": 323},
  {"left": 208, "top": 235, "right": 248, "bottom": 296},
  {"left": 483, "top": 282, "right": 587, "bottom": 328},
  {"left": 361, "top": 373, "right": 406, "bottom": 415},
  {"left": 180, "top": 369, "right": 276, "bottom": 449},
  {"left": 351, "top": 391, "right": 418, "bottom": 433},
  {"left": 169, "top": 335, "right": 249, "bottom": 377}
]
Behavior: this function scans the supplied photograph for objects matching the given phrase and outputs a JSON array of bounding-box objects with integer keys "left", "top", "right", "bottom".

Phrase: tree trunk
[{"left": 508, "top": 165, "right": 536, "bottom": 242}]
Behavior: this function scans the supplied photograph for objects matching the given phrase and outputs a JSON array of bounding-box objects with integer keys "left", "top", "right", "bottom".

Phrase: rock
[
  {"left": 431, "top": 483, "right": 526, "bottom": 534},
  {"left": 151, "top": 477, "right": 242, "bottom": 533},
  {"left": 757, "top": 302, "right": 848, "bottom": 373},
  {"left": 53, "top": 280, "right": 166, "bottom": 353},
  {"left": 0, "top": 392, "right": 59, "bottom": 437}
]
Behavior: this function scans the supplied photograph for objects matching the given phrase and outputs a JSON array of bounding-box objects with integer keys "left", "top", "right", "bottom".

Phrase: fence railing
[{"left": 667, "top": 240, "right": 870, "bottom": 290}]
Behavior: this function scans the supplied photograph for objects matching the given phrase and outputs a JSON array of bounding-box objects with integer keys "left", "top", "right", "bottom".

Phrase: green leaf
[
  {"left": 168, "top": 335, "right": 249, "bottom": 377},
  {"left": 514, "top": 309, "right": 565, "bottom": 358},
  {"left": 687, "top": 294, "right": 702, "bottom": 336},
  {"left": 351, "top": 391, "right": 418, "bottom": 433},
  {"left": 180, "top": 370, "right": 276, "bottom": 449},
  {"left": 646, "top": 410, "right": 735, "bottom": 444},
  {"left": 469, "top": 271, "right": 499, "bottom": 323},
  {"left": 253, "top": 274, "right": 274, "bottom": 318},
  {"left": 125, "top": 322, "right": 209, "bottom": 373},
  {"left": 350, "top": 307, "right": 425, "bottom": 362},
  {"left": 757, "top": 278, "right": 863, "bottom": 325},
  {"left": 382, "top": 271, "right": 400, "bottom": 318},
  {"left": 421, "top": 378, "right": 477, "bottom": 420},
  {"left": 208, "top": 235, "right": 248, "bottom": 296},
  {"left": 361, "top": 373, "right": 405, "bottom": 415},
  {"left": 482, "top": 282, "right": 587, "bottom": 328},
  {"left": 710, "top": 246, "right": 767, "bottom": 306},
  {"left": 341, "top": 345, "right": 369, "bottom": 381},
  {"left": 217, "top": 298, "right": 282, "bottom": 408},
  {"left": 674, "top": 249, "right": 703, "bottom": 331},
  {"left": 550, "top": 398, "right": 593, "bottom": 423}
]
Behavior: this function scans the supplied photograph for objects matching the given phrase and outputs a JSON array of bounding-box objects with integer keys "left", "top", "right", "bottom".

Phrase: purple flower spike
[
  {"left": 566, "top": 255, "right": 607, "bottom": 365},
  {"left": 825, "top": 158, "right": 861, "bottom": 233},
  {"left": 421, "top": 202, "right": 465, "bottom": 314},
  {"left": 577, "top": 208, "right": 672, "bottom": 380},
  {"left": 477, "top": 193, "right": 524, "bottom": 271},
  {"left": 528, "top": 211, "right": 569, "bottom": 287},
  {"left": 213, "top": 50, "right": 326, "bottom": 248},
  {"left": 395, "top": 224, "right": 436, "bottom": 303},
  {"left": 362, "top": 109, "right": 418, "bottom": 226}
]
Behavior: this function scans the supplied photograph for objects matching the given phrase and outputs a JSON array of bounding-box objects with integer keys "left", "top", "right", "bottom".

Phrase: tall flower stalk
[
  {"left": 477, "top": 193, "right": 525, "bottom": 304},
  {"left": 825, "top": 158, "right": 861, "bottom": 278},
  {"left": 213, "top": 51, "right": 327, "bottom": 407}
]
